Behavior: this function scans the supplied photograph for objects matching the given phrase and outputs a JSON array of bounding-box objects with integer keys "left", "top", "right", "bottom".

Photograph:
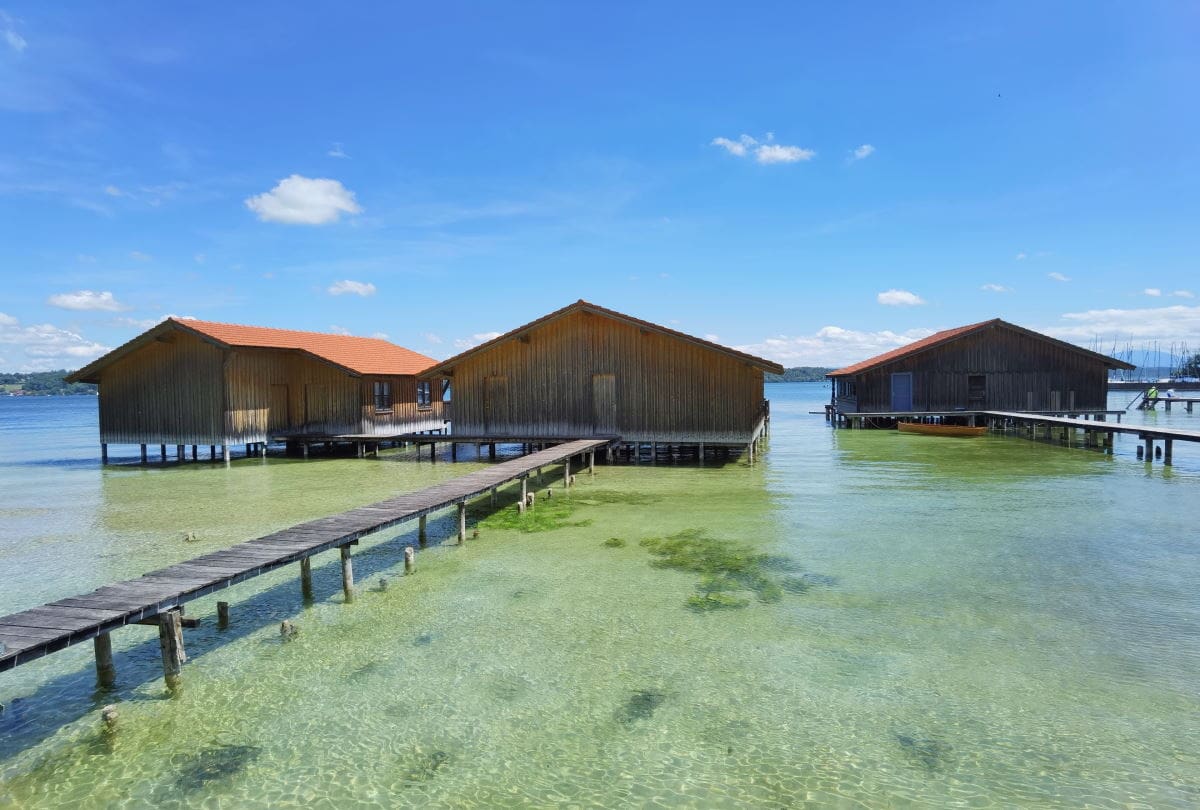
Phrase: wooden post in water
[
  {"left": 490, "top": 486, "right": 497, "bottom": 506},
  {"left": 140, "top": 444, "right": 148, "bottom": 464},
  {"left": 489, "top": 443, "right": 496, "bottom": 461},
  {"left": 451, "top": 443, "right": 458, "bottom": 461},
  {"left": 1143, "top": 436, "right": 1153, "bottom": 461},
  {"left": 588, "top": 451, "right": 595, "bottom": 475},
  {"left": 221, "top": 444, "right": 230, "bottom": 468},
  {"left": 157, "top": 609, "right": 186, "bottom": 691},
  {"left": 457, "top": 502, "right": 467, "bottom": 543},
  {"left": 160, "top": 444, "right": 167, "bottom": 463},
  {"left": 520, "top": 476, "right": 527, "bottom": 506},
  {"left": 418, "top": 514, "right": 428, "bottom": 547},
  {"left": 217, "top": 601, "right": 230, "bottom": 629},
  {"left": 340, "top": 545, "right": 355, "bottom": 602},
  {"left": 94, "top": 632, "right": 116, "bottom": 688},
  {"left": 176, "top": 444, "right": 184, "bottom": 461},
  {"left": 1164, "top": 439, "right": 1173, "bottom": 465},
  {"left": 404, "top": 546, "right": 415, "bottom": 574},
  {"left": 300, "top": 557, "right": 314, "bottom": 602},
  {"left": 563, "top": 456, "right": 571, "bottom": 488},
  {"left": 191, "top": 445, "right": 197, "bottom": 460},
  {"left": 101, "top": 443, "right": 108, "bottom": 464}
]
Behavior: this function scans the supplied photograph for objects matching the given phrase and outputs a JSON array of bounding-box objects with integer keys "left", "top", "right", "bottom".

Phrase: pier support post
[
  {"left": 94, "top": 632, "right": 116, "bottom": 688},
  {"left": 418, "top": 514, "right": 428, "bottom": 547},
  {"left": 1164, "top": 439, "right": 1173, "bottom": 465},
  {"left": 457, "top": 502, "right": 467, "bottom": 543},
  {"left": 451, "top": 443, "right": 458, "bottom": 461},
  {"left": 217, "top": 601, "right": 230, "bottom": 629},
  {"left": 1143, "top": 437, "right": 1153, "bottom": 461},
  {"left": 177, "top": 444, "right": 184, "bottom": 461},
  {"left": 520, "top": 476, "right": 528, "bottom": 506},
  {"left": 563, "top": 456, "right": 571, "bottom": 488},
  {"left": 160, "top": 444, "right": 167, "bottom": 463},
  {"left": 157, "top": 609, "right": 186, "bottom": 691},
  {"left": 340, "top": 545, "right": 355, "bottom": 602},
  {"left": 588, "top": 451, "right": 595, "bottom": 475},
  {"left": 490, "top": 486, "right": 497, "bottom": 506},
  {"left": 222, "top": 444, "right": 230, "bottom": 468},
  {"left": 140, "top": 444, "right": 148, "bottom": 464},
  {"left": 300, "top": 557, "right": 314, "bottom": 602},
  {"left": 101, "top": 443, "right": 108, "bottom": 464},
  {"left": 489, "top": 443, "right": 496, "bottom": 461},
  {"left": 404, "top": 546, "right": 415, "bottom": 574}
]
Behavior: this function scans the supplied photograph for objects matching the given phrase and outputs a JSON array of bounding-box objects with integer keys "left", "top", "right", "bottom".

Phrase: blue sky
[{"left": 2, "top": 2, "right": 1198, "bottom": 371}]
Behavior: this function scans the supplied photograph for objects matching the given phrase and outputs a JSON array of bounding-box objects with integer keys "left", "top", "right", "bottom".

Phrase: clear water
[{"left": 0, "top": 387, "right": 1197, "bottom": 808}]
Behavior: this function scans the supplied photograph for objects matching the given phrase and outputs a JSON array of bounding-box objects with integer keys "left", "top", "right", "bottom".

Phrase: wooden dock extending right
[{"left": 0, "top": 438, "right": 613, "bottom": 689}]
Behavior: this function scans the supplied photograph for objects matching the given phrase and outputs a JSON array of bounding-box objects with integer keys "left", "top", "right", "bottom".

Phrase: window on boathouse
[
  {"left": 373, "top": 381, "right": 393, "bottom": 412},
  {"left": 417, "top": 380, "right": 432, "bottom": 408}
]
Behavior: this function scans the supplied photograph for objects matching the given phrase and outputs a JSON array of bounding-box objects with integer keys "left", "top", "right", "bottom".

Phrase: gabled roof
[
  {"left": 421, "top": 299, "right": 785, "bottom": 376},
  {"left": 66, "top": 318, "right": 437, "bottom": 383},
  {"left": 827, "top": 318, "right": 1135, "bottom": 377}
]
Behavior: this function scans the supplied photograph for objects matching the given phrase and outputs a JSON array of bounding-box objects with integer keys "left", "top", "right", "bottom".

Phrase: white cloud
[
  {"left": 0, "top": 313, "right": 111, "bottom": 371},
  {"left": 47, "top": 290, "right": 130, "bottom": 312},
  {"left": 104, "top": 185, "right": 124, "bottom": 197},
  {"left": 371, "top": 332, "right": 389, "bottom": 340},
  {"left": 1144, "top": 288, "right": 1162, "bottom": 297},
  {"left": 327, "top": 142, "right": 349, "bottom": 159},
  {"left": 738, "top": 325, "right": 938, "bottom": 367},
  {"left": 703, "top": 333, "right": 721, "bottom": 343},
  {"left": 76, "top": 254, "right": 97, "bottom": 263},
  {"left": 1042, "top": 305, "right": 1200, "bottom": 347},
  {"left": 851, "top": 144, "right": 875, "bottom": 161},
  {"left": 194, "top": 253, "right": 206, "bottom": 264},
  {"left": 877, "top": 289, "right": 926, "bottom": 306},
  {"left": 1172, "top": 290, "right": 1194, "bottom": 298},
  {"left": 422, "top": 332, "right": 443, "bottom": 345},
  {"left": 981, "top": 283, "right": 1011, "bottom": 293},
  {"left": 1015, "top": 252, "right": 1027, "bottom": 261},
  {"left": 327, "top": 279, "right": 376, "bottom": 297},
  {"left": 711, "top": 133, "right": 814, "bottom": 164},
  {"left": 245, "top": 174, "right": 363, "bottom": 225},
  {"left": 1, "top": 11, "right": 26, "bottom": 53},
  {"left": 1048, "top": 272, "right": 1070, "bottom": 282},
  {"left": 755, "top": 144, "right": 815, "bottom": 164},
  {"left": 329, "top": 325, "right": 352, "bottom": 336},
  {"left": 115, "top": 316, "right": 163, "bottom": 330},
  {"left": 453, "top": 331, "right": 502, "bottom": 350},
  {"left": 129, "top": 250, "right": 151, "bottom": 261}
]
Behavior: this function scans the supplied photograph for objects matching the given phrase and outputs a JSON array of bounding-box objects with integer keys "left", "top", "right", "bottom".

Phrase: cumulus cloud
[
  {"left": 1144, "top": 288, "right": 1162, "bottom": 297},
  {"left": 0, "top": 312, "right": 111, "bottom": 371},
  {"left": 1048, "top": 272, "right": 1070, "bottom": 282},
  {"left": 245, "top": 175, "right": 363, "bottom": 225},
  {"left": 371, "top": 332, "right": 389, "bottom": 340},
  {"left": 327, "top": 142, "right": 349, "bottom": 159},
  {"left": 737, "top": 325, "right": 938, "bottom": 367},
  {"left": 453, "top": 331, "right": 502, "bottom": 350},
  {"left": 327, "top": 279, "right": 376, "bottom": 297},
  {"left": 422, "top": 332, "right": 443, "bottom": 344},
  {"left": 703, "top": 333, "right": 721, "bottom": 343},
  {"left": 104, "top": 185, "right": 124, "bottom": 197},
  {"left": 711, "top": 133, "right": 815, "bottom": 164},
  {"left": 329, "top": 325, "right": 352, "bottom": 336},
  {"left": 877, "top": 289, "right": 926, "bottom": 306},
  {"left": 1172, "top": 290, "right": 1194, "bottom": 298},
  {"left": 981, "top": 283, "right": 1011, "bottom": 293},
  {"left": 851, "top": 144, "right": 875, "bottom": 161},
  {"left": 1042, "top": 305, "right": 1200, "bottom": 347},
  {"left": 47, "top": 290, "right": 130, "bottom": 312}
]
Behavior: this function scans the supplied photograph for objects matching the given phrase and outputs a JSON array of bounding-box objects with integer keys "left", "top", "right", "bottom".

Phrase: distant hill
[
  {"left": 0, "top": 370, "right": 96, "bottom": 396},
  {"left": 764, "top": 366, "right": 833, "bottom": 383}
]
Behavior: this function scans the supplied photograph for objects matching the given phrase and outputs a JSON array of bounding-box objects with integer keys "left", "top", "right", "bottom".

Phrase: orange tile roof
[
  {"left": 827, "top": 319, "right": 998, "bottom": 376},
  {"left": 172, "top": 318, "right": 436, "bottom": 375}
]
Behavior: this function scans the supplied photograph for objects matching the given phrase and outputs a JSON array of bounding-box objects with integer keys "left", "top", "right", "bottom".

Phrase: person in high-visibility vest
[{"left": 1147, "top": 385, "right": 1159, "bottom": 408}]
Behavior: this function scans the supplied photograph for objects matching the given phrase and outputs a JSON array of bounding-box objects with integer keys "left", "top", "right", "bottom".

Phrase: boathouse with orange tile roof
[
  {"left": 826, "top": 318, "right": 1133, "bottom": 415},
  {"left": 66, "top": 318, "right": 446, "bottom": 463}
]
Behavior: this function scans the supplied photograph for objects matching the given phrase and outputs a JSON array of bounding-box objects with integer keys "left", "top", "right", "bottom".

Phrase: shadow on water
[{"left": 0, "top": 521, "right": 453, "bottom": 761}]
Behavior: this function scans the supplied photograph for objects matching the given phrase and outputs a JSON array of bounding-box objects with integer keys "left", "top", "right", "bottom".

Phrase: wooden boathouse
[
  {"left": 827, "top": 318, "right": 1134, "bottom": 419},
  {"left": 66, "top": 318, "right": 446, "bottom": 464},
  {"left": 421, "top": 300, "right": 783, "bottom": 459}
]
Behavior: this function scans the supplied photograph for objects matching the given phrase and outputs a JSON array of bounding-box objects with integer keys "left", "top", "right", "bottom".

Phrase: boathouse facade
[
  {"left": 66, "top": 318, "right": 445, "bottom": 460},
  {"left": 422, "top": 300, "right": 783, "bottom": 446},
  {"left": 827, "top": 318, "right": 1134, "bottom": 415}
]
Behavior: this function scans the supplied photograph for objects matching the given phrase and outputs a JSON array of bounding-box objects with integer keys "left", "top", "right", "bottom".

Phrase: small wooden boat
[{"left": 897, "top": 421, "right": 987, "bottom": 438}]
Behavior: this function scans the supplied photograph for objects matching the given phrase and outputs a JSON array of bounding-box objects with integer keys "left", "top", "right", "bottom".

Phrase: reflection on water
[{"left": 0, "top": 390, "right": 1198, "bottom": 807}]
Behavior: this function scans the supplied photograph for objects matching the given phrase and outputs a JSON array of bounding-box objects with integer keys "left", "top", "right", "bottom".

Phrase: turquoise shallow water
[{"left": 0, "top": 386, "right": 1198, "bottom": 807}]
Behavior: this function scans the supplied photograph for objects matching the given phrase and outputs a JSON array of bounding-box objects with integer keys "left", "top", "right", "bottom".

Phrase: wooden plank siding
[
  {"left": 834, "top": 324, "right": 1117, "bottom": 414},
  {"left": 439, "top": 309, "right": 769, "bottom": 443}
]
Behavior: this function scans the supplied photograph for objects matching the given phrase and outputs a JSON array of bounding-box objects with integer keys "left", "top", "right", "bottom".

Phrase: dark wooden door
[
  {"left": 268, "top": 384, "right": 290, "bottom": 432},
  {"left": 484, "top": 375, "right": 509, "bottom": 433},
  {"left": 967, "top": 375, "right": 986, "bottom": 409},
  {"left": 890, "top": 373, "right": 913, "bottom": 411},
  {"left": 592, "top": 373, "right": 616, "bottom": 434}
]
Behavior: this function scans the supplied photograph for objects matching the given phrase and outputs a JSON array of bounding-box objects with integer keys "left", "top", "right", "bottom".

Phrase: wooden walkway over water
[
  {"left": 0, "top": 438, "right": 612, "bottom": 687},
  {"left": 983, "top": 411, "right": 1200, "bottom": 464}
]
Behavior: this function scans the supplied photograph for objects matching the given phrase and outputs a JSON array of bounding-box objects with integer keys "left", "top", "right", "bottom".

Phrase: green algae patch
[
  {"left": 603, "top": 537, "right": 626, "bottom": 548},
  {"left": 476, "top": 497, "right": 592, "bottom": 533},
  {"left": 637, "top": 529, "right": 797, "bottom": 612}
]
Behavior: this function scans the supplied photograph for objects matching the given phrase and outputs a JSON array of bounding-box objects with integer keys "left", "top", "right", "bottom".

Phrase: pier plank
[{"left": 0, "top": 438, "right": 612, "bottom": 673}]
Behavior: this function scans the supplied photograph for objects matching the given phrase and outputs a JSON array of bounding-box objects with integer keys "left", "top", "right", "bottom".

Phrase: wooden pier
[
  {"left": 0, "top": 438, "right": 612, "bottom": 686},
  {"left": 983, "top": 411, "right": 1200, "bottom": 465}
]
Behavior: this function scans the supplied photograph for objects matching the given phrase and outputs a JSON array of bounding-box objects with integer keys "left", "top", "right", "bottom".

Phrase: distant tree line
[
  {"left": 764, "top": 366, "right": 833, "bottom": 383},
  {"left": 0, "top": 370, "right": 96, "bottom": 396},
  {"left": 1179, "top": 353, "right": 1200, "bottom": 378}
]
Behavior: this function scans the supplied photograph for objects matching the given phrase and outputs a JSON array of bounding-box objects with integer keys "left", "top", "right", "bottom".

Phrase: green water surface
[{"left": 0, "top": 387, "right": 1197, "bottom": 808}]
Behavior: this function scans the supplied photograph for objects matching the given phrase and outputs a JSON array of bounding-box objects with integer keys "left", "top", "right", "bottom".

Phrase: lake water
[{"left": 1, "top": 385, "right": 1197, "bottom": 807}]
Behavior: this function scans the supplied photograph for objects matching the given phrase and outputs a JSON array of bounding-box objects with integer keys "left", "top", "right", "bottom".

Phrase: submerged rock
[
  {"left": 615, "top": 689, "right": 668, "bottom": 726},
  {"left": 896, "top": 733, "right": 951, "bottom": 772},
  {"left": 413, "top": 633, "right": 435, "bottom": 647},
  {"left": 172, "top": 744, "right": 262, "bottom": 792}
]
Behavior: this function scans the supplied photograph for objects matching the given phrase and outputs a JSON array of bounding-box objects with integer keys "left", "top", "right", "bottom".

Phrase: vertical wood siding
[
  {"left": 444, "top": 311, "right": 764, "bottom": 442},
  {"left": 844, "top": 325, "right": 1112, "bottom": 412}
]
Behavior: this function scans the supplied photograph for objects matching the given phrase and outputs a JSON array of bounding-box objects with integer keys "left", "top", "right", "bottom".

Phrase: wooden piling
[
  {"left": 588, "top": 451, "right": 595, "bottom": 475},
  {"left": 489, "top": 443, "right": 497, "bottom": 461},
  {"left": 191, "top": 445, "right": 197, "bottom": 461},
  {"left": 140, "top": 444, "right": 147, "bottom": 464},
  {"left": 160, "top": 444, "right": 167, "bottom": 463},
  {"left": 101, "top": 443, "right": 108, "bottom": 464},
  {"left": 340, "top": 545, "right": 354, "bottom": 602},
  {"left": 221, "top": 444, "right": 230, "bottom": 467},
  {"left": 157, "top": 610, "right": 186, "bottom": 690},
  {"left": 217, "top": 601, "right": 230, "bottom": 629},
  {"left": 451, "top": 443, "right": 458, "bottom": 461},
  {"left": 1143, "top": 437, "right": 1153, "bottom": 461},
  {"left": 300, "top": 557, "right": 314, "bottom": 602},
  {"left": 520, "top": 476, "right": 527, "bottom": 506},
  {"left": 404, "top": 546, "right": 415, "bottom": 574},
  {"left": 418, "top": 514, "right": 428, "bottom": 547},
  {"left": 490, "top": 486, "right": 497, "bottom": 506},
  {"left": 457, "top": 502, "right": 467, "bottom": 543},
  {"left": 563, "top": 456, "right": 572, "bottom": 488},
  {"left": 1165, "top": 439, "right": 1174, "bottom": 465},
  {"left": 93, "top": 632, "right": 116, "bottom": 688}
]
